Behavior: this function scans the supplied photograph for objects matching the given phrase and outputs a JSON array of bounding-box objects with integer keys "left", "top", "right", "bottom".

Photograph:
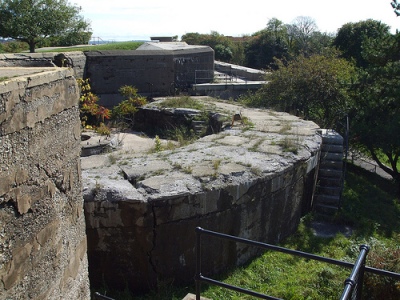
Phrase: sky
[{"left": 72, "top": 0, "right": 400, "bottom": 41}]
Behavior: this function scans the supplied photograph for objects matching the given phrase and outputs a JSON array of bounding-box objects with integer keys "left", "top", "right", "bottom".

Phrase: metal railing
[
  {"left": 340, "top": 245, "right": 369, "bottom": 300},
  {"left": 195, "top": 227, "right": 371, "bottom": 300},
  {"left": 93, "top": 292, "right": 115, "bottom": 300}
]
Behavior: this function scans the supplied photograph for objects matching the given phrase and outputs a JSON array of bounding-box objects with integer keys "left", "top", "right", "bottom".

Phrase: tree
[
  {"left": 245, "top": 18, "right": 289, "bottom": 69},
  {"left": 0, "top": 0, "right": 91, "bottom": 53},
  {"left": 247, "top": 52, "right": 355, "bottom": 128},
  {"left": 181, "top": 31, "right": 240, "bottom": 63},
  {"left": 286, "top": 16, "right": 318, "bottom": 57},
  {"left": 350, "top": 32, "right": 400, "bottom": 191},
  {"left": 333, "top": 19, "right": 391, "bottom": 68}
]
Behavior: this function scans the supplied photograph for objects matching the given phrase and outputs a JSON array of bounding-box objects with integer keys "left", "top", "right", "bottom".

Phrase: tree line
[{"left": 183, "top": 17, "right": 399, "bottom": 194}]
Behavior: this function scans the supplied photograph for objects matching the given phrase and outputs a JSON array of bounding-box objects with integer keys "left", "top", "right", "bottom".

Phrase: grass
[
  {"left": 125, "top": 163, "right": 400, "bottom": 300},
  {"left": 156, "top": 96, "right": 206, "bottom": 110},
  {"left": 36, "top": 41, "right": 143, "bottom": 52}
]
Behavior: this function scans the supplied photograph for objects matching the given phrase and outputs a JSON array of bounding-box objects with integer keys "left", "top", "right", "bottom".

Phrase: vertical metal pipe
[{"left": 195, "top": 227, "right": 202, "bottom": 300}]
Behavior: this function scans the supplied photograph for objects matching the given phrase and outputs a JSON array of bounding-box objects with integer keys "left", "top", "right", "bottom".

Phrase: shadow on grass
[{"left": 340, "top": 163, "right": 400, "bottom": 238}]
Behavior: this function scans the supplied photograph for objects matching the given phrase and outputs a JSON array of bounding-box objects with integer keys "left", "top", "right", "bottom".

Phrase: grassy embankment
[{"left": 36, "top": 41, "right": 143, "bottom": 52}]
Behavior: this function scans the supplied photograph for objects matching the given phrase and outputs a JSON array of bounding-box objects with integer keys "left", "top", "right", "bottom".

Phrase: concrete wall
[
  {"left": 0, "top": 52, "right": 87, "bottom": 79},
  {"left": 84, "top": 48, "right": 214, "bottom": 107},
  {"left": 0, "top": 68, "right": 90, "bottom": 299},
  {"left": 84, "top": 161, "right": 317, "bottom": 293}
]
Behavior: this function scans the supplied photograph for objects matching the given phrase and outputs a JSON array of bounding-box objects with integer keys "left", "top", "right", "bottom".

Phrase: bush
[
  {"left": 0, "top": 40, "right": 29, "bottom": 53},
  {"left": 112, "top": 85, "right": 147, "bottom": 128}
]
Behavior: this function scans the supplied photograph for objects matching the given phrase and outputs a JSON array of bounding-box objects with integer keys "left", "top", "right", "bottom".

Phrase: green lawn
[
  {"left": 100, "top": 163, "right": 400, "bottom": 300},
  {"left": 36, "top": 41, "right": 143, "bottom": 52}
]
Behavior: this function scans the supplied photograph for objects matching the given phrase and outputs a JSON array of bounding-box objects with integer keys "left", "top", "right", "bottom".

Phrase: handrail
[
  {"left": 340, "top": 245, "right": 369, "bottom": 300},
  {"left": 93, "top": 292, "right": 115, "bottom": 300},
  {"left": 195, "top": 227, "right": 373, "bottom": 300}
]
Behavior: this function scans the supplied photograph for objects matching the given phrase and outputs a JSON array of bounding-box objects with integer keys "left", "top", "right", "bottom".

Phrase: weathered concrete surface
[
  {"left": 0, "top": 69, "right": 90, "bottom": 299},
  {"left": 0, "top": 52, "right": 87, "bottom": 78},
  {"left": 82, "top": 98, "right": 321, "bottom": 293},
  {"left": 84, "top": 46, "right": 214, "bottom": 106}
]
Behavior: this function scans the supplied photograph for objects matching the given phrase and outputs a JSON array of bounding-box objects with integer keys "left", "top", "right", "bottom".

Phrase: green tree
[
  {"left": 246, "top": 53, "right": 355, "bottom": 128},
  {"left": 182, "top": 31, "right": 237, "bottom": 63},
  {"left": 350, "top": 32, "right": 400, "bottom": 191},
  {"left": 0, "top": 0, "right": 91, "bottom": 53},
  {"left": 181, "top": 32, "right": 203, "bottom": 45},
  {"left": 333, "top": 19, "right": 391, "bottom": 68},
  {"left": 245, "top": 18, "right": 289, "bottom": 69}
]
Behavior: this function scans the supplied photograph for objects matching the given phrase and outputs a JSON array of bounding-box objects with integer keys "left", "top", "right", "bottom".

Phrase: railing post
[
  {"left": 355, "top": 245, "right": 369, "bottom": 300},
  {"left": 195, "top": 227, "right": 203, "bottom": 300},
  {"left": 340, "top": 244, "right": 369, "bottom": 300}
]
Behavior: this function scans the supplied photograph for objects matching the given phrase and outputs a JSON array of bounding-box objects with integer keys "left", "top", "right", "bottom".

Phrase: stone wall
[{"left": 0, "top": 68, "right": 90, "bottom": 299}]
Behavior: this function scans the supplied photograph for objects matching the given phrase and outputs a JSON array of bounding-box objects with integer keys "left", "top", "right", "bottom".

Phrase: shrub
[{"left": 112, "top": 85, "right": 147, "bottom": 128}]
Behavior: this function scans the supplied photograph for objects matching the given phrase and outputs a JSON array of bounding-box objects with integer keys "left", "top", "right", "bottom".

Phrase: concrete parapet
[{"left": 0, "top": 69, "right": 89, "bottom": 299}]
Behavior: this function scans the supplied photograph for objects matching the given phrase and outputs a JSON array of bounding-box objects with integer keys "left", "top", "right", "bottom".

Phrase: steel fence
[{"left": 195, "top": 227, "right": 370, "bottom": 300}]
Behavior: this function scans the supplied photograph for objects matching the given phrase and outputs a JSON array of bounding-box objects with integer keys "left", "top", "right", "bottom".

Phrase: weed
[
  {"left": 279, "top": 136, "right": 298, "bottom": 154},
  {"left": 182, "top": 166, "right": 193, "bottom": 174},
  {"left": 151, "top": 169, "right": 165, "bottom": 176},
  {"left": 278, "top": 121, "right": 292, "bottom": 134},
  {"left": 249, "top": 138, "right": 265, "bottom": 152},
  {"left": 154, "top": 135, "right": 163, "bottom": 152},
  {"left": 167, "top": 126, "right": 196, "bottom": 147},
  {"left": 156, "top": 96, "right": 205, "bottom": 110},
  {"left": 172, "top": 162, "right": 192, "bottom": 174},
  {"left": 108, "top": 154, "right": 117, "bottom": 165},
  {"left": 212, "top": 159, "right": 222, "bottom": 170},
  {"left": 241, "top": 116, "right": 255, "bottom": 131}
]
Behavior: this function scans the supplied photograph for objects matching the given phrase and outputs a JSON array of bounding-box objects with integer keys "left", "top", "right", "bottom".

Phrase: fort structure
[
  {"left": 0, "top": 67, "right": 89, "bottom": 299},
  {"left": 0, "top": 47, "right": 327, "bottom": 297}
]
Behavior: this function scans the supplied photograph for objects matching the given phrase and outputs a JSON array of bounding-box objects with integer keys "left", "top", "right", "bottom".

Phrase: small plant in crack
[
  {"left": 212, "top": 159, "right": 222, "bottom": 170},
  {"left": 93, "top": 180, "right": 102, "bottom": 198},
  {"left": 151, "top": 169, "right": 165, "bottom": 176},
  {"left": 279, "top": 121, "right": 292, "bottom": 134},
  {"left": 154, "top": 135, "right": 163, "bottom": 152},
  {"left": 108, "top": 154, "right": 117, "bottom": 165},
  {"left": 279, "top": 136, "right": 299, "bottom": 154},
  {"left": 249, "top": 138, "right": 265, "bottom": 152},
  {"left": 182, "top": 166, "right": 193, "bottom": 174}
]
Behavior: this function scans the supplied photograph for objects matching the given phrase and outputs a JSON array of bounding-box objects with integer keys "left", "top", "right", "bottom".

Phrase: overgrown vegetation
[
  {"left": 155, "top": 96, "right": 206, "bottom": 110},
  {"left": 77, "top": 78, "right": 110, "bottom": 129}
]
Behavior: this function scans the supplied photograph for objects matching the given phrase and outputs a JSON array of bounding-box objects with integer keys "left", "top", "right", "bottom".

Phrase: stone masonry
[{"left": 0, "top": 68, "right": 90, "bottom": 299}]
